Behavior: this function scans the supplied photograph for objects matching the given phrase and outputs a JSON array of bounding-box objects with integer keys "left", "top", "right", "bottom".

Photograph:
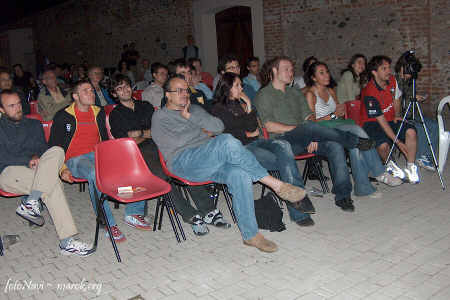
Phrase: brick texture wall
[
  {"left": 28, "top": 0, "right": 193, "bottom": 68},
  {"left": 263, "top": 0, "right": 449, "bottom": 114},
  {"left": 10, "top": 0, "right": 448, "bottom": 110}
]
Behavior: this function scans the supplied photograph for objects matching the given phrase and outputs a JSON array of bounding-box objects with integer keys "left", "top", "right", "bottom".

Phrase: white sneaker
[
  {"left": 60, "top": 238, "right": 94, "bottom": 257},
  {"left": 404, "top": 164, "right": 420, "bottom": 184},
  {"left": 375, "top": 172, "right": 403, "bottom": 186},
  {"left": 16, "top": 199, "right": 45, "bottom": 226},
  {"left": 416, "top": 156, "right": 436, "bottom": 171},
  {"left": 386, "top": 160, "right": 405, "bottom": 179}
]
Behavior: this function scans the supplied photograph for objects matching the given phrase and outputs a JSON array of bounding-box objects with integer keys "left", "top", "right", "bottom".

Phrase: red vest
[{"left": 360, "top": 75, "right": 397, "bottom": 125}]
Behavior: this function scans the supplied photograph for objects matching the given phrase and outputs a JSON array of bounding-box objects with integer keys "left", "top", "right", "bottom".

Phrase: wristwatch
[{"left": 330, "top": 113, "right": 337, "bottom": 120}]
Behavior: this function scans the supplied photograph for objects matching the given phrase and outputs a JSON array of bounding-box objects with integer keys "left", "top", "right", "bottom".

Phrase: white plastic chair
[{"left": 437, "top": 96, "right": 450, "bottom": 173}]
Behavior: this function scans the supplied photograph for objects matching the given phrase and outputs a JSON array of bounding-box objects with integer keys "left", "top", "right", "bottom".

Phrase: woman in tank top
[{"left": 304, "top": 62, "right": 403, "bottom": 196}]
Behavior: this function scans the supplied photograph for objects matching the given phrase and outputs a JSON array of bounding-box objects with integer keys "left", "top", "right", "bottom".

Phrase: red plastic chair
[
  {"left": 25, "top": 113, "right": 44, "bottom": 122},
  {"left": 41, "top": 121, "right": 53, "bottom": 143},
  {"left": 158, "top": 150, "right": 237, "bottom": 224},
  {"left": 29, "top": 100, "right": 38, "bottom": 114},
  {"left": 345, "top": 100, "right": 362, "bottom": 126},
  {"left": 93, "top": 138, "right": 185, "bottom": 262},
  {"left": 132, "top": 90, "right": 143, "bottom": 101},
  {"left": 262, "top": 128, "right": 329, "bottom": 193},
  {"left": 104, "top": 104, "right": 117, "bottom": 140}
]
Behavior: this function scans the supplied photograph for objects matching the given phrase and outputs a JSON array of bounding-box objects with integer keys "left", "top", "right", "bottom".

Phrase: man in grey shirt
[{"left": 151, "top": 77, "right": 307, "bottom": 253}]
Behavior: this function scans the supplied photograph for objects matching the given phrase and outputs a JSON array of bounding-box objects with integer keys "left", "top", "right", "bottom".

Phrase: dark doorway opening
[{"left": 215, "top": 6, "right": 253, "bottom": 76}]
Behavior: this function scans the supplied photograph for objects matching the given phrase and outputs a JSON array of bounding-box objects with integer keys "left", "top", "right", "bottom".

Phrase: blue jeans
[
  {"left": 336, "top": 124, "right": 385, "bottom": 196},
  {"left": 66, "top": 152, "right": 145, "bottom": 227},
  {"left": 278, "top": 123, "right": 354, "bottom": 201},
  {"left": 170, "top": 134, "right": 268, "bottom": 240},
  {"left": 410, "top": 117, "right": 438, "bottom": 160},
  {"left": 245, "top": 139, "right": 310, "bottom": 222}
]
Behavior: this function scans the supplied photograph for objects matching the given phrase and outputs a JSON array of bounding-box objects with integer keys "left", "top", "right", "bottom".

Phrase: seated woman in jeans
[
  {"left": 209, "top": 72, "right": 316, "bottom": 227},
  {"left": 304, "top": 62, "right": 403, "bottom": 197}
]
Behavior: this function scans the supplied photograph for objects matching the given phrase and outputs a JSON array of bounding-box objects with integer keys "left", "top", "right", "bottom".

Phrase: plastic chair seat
[
  {"left": 0, "top": 189, "right": 24, "bottom": 197},
  {"left": 345, "top": 100, "right": 362, "bottom": 126},
  {"left": 93, "top": 138, "right": 184, "bottom": 262}
]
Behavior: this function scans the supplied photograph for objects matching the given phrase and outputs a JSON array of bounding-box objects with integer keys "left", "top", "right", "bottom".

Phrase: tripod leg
[
  {"left": 415, "top": 102, "right": 446, "bottom": 190},
  {"left": 385, "top": 101, "right": 413, "bottom": 165}
]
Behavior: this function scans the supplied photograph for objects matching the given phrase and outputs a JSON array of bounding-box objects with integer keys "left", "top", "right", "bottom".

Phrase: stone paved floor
[{"left": 1, "top": 158, "right": 450, "bottom": 300}]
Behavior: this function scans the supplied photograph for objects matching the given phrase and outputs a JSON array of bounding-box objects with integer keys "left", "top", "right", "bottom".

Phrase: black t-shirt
[
  {"left": 209, "top": 101, "right": 259, "bottom": 145},
  {"left": 109, "top": 100, "right": 155, "bottom": 139}
]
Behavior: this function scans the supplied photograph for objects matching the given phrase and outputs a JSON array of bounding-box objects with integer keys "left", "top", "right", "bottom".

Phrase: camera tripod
[{"left": 386, "top": 78, "right": 445, "bottom": 190}]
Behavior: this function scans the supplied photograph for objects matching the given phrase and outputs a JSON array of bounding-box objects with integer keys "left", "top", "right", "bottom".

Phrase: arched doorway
[
  {"left": 215, "top": 6, "right": 253, "bottom": 75},
  {"left": 192, "top": 0, "right": 264, "bottom": 76}
]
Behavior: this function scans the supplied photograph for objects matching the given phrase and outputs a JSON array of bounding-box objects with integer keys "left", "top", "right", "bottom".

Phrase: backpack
[{"left": 254, "top": 192, "right": 286, "bottom": 232}]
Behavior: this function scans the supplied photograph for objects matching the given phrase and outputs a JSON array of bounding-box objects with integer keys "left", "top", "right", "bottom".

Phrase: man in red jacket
[
  {"left": 49, "top": 79, "right": 151, "bottom": 244},
  {"left": 360, "top": 55, "right": 419, "bottom": 184}
]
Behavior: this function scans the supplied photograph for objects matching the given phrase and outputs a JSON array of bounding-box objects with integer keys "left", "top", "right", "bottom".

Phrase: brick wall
[
  {"left": 264, "top": 0, "right": 449, "bottom": 114},
  {"left": 10, "top": 0, "right": 448, "bottom": 109},
  {"left": 29, "top": 0, "right": 193, "bottom": 68}
]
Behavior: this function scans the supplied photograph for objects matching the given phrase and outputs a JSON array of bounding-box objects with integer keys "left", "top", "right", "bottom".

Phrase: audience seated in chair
[
  {"left": 109, "top": 74, "right": 229, "bottom": 236},
  {"left": 189, "top": 58, "right": 213, "bottom": 90},
  {"left": 394, "top": 53, "right": 439, "bottom": 172},
  {"left": 360, "top": 55, "right": 420, "bottom": 184},
  {"left": 142, "top": 63, "right": 168, "bottom": 108},
  {"left": 304, "top": 61, "right": 402, "bottom": 197},
  {"left": 0, "top": 89, "right": 92, "bottom": 256},
  {"left": 151, "top": 77, "right": 308, "bottom": 253},
  {"left": 254, "top": 56, "right": 379, "bottom": 212},
  {"left": 88, "top": 66, "right": 115, "bottom": 106},
  {"left": 49, "top": 79, "right": 150, "bottom": 243},
  {"left": 242, "top": 56, "right": 261, "bottom": 93},
  {"left": 209, "top": 72, "right": 316, "bottom": 227},
  {"left": 336, "top": 54, "right": 368, "bottom": 103},
  {"left": 0, "top": 69, "right": 30, "bottom": 115},
  {"left": 217, "top": 54, "right": 257, "bottom": 100},
  {"left": 38, "top": 69, "right": 72, "bottom": 121}
]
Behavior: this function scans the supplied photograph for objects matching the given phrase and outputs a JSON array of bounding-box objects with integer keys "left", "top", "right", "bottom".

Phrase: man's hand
[
  {"left": 128, "top": 130, "right": 143, "bottom": 138},
  {"left": 28, "top": 155, "right": 40, "bottom": 169},
  {"left": 142, "top": 129, "right": 151, "bottom": 139},
  {"left": 180, "top": 100, "right": 191, "bottom": 119},
  {"left": 245, "top": 129, "right": 260, "bottom": 138},
  {"left": 60, "top": 169, "right": 73, "bottom": 183},
  {"left": 202, "top": 128, "right": 214, "bottom": 137},
  {"left": 307, "top": 142, "right": 318, "bottom": 153},
  {"left": 395, "top": 141, "right": 409, "bottom": 157}
]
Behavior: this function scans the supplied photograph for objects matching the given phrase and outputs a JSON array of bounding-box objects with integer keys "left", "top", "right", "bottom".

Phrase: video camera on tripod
[{"left": 401, "top": 50, "right": 422, "bottom": 79}]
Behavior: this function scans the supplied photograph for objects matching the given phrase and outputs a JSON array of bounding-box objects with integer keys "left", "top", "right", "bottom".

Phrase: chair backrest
[
  {"left": 262, "top": 128, "right": 270, "bottom": 139},
  {"left": 345, "top": 100, "right": 361, "bottom": 126},
  {"left": 132, "top": 90, "right": 143, "bottom": 101},
  {"left": 29, "top": 100, "right": 38, "bottom": 114},
  {"left": 437, "top": 96, "right": 450, "bottom": 135},
  {"left": 94, "top": 138, "right": 153, "bottom": 193},
  {"left": 25, "top": 113, "right": 43, "bottom": 122},
  {"left": 42, "top": 121, "right": 53, "bottom": 142},
  {"left": 104, "top": 104, "right": 117, "bottom": 140}
]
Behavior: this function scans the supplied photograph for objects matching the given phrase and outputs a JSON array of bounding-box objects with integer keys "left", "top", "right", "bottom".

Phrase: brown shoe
[
  {"left": 276, "top": 183, "right": 306, "bottom": 203},
  {"left": 243, "top": 233, "right": 278, "bottom": 253}
]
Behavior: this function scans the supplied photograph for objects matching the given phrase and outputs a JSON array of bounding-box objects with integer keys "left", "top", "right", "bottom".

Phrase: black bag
[{"left": 254, "top": 192, "right": 286, "bottom": 232}]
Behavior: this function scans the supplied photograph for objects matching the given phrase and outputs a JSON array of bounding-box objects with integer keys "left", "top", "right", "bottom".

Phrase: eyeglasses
[
  {"left": 167, "top": 88, "right": 190, "bottom": 95},
  {"left": 115, "top": 85, "right": 130, "bottom": 92}
]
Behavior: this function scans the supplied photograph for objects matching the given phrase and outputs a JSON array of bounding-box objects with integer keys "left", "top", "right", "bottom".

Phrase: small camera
[{"left": 402, "top": 50, "right": 422, "bottom": 77}]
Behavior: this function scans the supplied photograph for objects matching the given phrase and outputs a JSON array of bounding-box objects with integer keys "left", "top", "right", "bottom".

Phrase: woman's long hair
[
  {"left": 213, "top": 72, "right": 240, "bottom": 106},
  {"left": 341, "top": 53, "right": 368, "bottom": 87}
]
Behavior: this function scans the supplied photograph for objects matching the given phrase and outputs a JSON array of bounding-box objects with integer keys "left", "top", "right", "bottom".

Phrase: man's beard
[{"left": 5, "top": 112, "right": 23, "bottom": 122}]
